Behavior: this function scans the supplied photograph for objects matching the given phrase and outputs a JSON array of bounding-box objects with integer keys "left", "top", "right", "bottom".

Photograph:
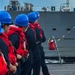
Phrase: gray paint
[{"left": 8, "top": 11, "right": 75, "bottom": 57}]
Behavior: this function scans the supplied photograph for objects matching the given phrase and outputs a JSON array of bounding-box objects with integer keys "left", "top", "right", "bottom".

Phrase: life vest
[
  {"left": 7, "top": 25, "right": 28, "bottom": 57},
  {"left": 34, "top": 22, "right": 43, "bottom": 39},
  {"left": 0, "top": 51, "right": 8, "bottom": 75},
  {"left": 29, "top": 22, "right": 43, "bottom": 39},
  {"left": 0, "top": 33, "right": 17, "bottom": 65},
  {"left": 48, "top": 40, "right": 56, "bottom": 50}
]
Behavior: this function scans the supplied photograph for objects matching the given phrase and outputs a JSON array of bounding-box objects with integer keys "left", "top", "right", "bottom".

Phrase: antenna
[{"left": 66, "top": 0, "right": 69, "bottom": 7}]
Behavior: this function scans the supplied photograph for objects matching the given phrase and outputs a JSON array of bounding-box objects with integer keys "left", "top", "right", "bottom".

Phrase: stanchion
[{"left": 52, "top": 36, "right": 62, "bottom": 64}]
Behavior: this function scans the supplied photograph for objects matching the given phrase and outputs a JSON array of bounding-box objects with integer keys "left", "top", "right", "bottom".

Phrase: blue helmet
[
  {"left": 27, "top": 12, "right": 37, "bottom": 22},
  {"left": 0, "top": 23, "right": 4, "bottom": 33},
  {"left": 14, "top": 14, "right": 29, "bottom": 27},
  {"left": 0, "top": 11, "right": 12, "bottom": 25},
  {"left": 34, "top": 11, "right": 40, "bottom": 19}
]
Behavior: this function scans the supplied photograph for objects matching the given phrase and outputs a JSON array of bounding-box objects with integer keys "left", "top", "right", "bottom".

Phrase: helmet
[
  {"left": 34, "top": 11, "right": 40, "bottom": 19},
  {"left": 27, "top": 12, "right": 37, "bottom": 22},
  {"left": 0, "top": 23, "right": 4, "bottom": 33},
  {"left": 0, "top": 11, "right": 12, "bottom": 25},
  {"left": 14, "top": 14, "right": 29, "bottom": 27}
]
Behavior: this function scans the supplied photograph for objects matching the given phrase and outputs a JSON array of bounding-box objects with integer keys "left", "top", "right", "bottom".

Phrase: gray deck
[{"left": 40, "top": 63, "right": 75, "bottom": 75}]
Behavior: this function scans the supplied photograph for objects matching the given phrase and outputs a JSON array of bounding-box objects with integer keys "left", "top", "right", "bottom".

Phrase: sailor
[
  {"left": 14, "top": 14, "right": 33, "bottom": 75},
  {"left": 0, "top": 24, "right": 8, "bottom": 75},
  {"left": 34, "top": 11, "right": 50, "bottom": 75},
  {"left": 8, "top": 14, "right": 29, "bottom": 75},
  {"left": 28, "top": 12, "right": 41, "bottom": 75},
  {"left": 0, "top": 11, "right": 17, "bottom": 75}
]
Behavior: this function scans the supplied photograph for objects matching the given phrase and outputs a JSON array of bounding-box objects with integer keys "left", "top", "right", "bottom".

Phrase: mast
[{"left": 66, "top": 0, "right": 69, "bottom": 7}]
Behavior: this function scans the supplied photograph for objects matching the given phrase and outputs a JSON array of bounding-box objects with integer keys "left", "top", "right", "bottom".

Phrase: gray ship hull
[{"left": 8, "top": 11, "right": 75, "bottom": 58}]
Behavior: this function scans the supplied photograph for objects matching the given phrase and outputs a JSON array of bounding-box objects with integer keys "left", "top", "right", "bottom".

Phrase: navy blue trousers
[
  {"left": 39, "top": 45, "right": 50, "bottom": 75},
  {"left": 21, "top": 51, "right": 33, "bottom": 75}
]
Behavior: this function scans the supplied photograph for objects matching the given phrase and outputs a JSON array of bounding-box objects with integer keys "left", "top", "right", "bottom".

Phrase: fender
[{"left": 48, "top": 40, "right": 56, "bottom": 50}]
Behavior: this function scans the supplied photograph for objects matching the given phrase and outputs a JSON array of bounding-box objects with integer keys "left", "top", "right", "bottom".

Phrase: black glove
[{"left": 20, "top": 57, "right": 28, "bottom": 63}]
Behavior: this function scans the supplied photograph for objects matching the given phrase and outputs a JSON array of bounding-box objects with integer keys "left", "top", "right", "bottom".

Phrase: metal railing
[{"left": 3, "top": 5, "right": 75, "bottom": 12}]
